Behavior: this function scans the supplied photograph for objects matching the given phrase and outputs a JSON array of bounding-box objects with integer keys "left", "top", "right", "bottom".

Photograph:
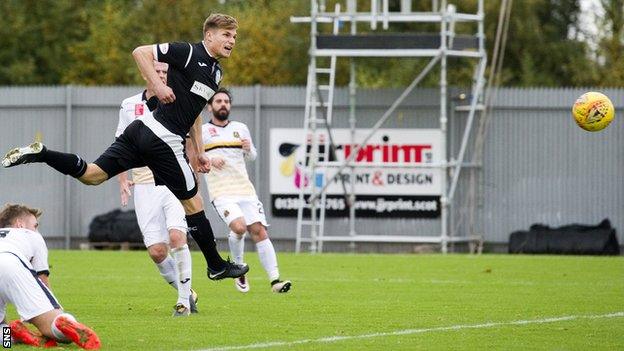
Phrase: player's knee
[
  {"left": 250, "top": 231, "right": 268, "bottom": 242},
  {"left": 147, "top": 244, "right": 168, "bottom": 263},
  {"left": 181, "top": 195, "right": 203, "bottom": 215},
  {"left": 230, "top": 221, "right": 246, "bottom": 236},
  {"left": 169, "top": 229, "right": 187, "bottom": 248},
  {"left": 80, "top": 177, "right": 104, "bottom": 186},
  {"left": 249, "top": 224, "right": 268, "bottom": 242},
  {"left": 78, "top": 164, "right": 108, "bottom": 185}
]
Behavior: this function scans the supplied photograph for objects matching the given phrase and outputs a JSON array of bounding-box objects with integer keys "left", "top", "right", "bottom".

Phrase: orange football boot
[
  {"left": 53, "top": 315, "right": 101, "bottom": 350},
  {"left": 9, "top": 320, "right": 58, "bottom": 347}
]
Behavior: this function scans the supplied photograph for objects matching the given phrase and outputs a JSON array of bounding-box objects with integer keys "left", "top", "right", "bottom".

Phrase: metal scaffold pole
[{"left": 292, "top": 0, "right": 486, "bottom": 253}]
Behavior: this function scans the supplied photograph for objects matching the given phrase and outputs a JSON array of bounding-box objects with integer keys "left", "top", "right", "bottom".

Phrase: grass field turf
[{"left": 5, "top": 251, "right": 623, "bottom": 350}]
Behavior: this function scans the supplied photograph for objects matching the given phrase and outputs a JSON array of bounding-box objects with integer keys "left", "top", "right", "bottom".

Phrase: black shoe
[
  {"left": 271, "top": 279, "right": 292, "bottom": 293},
  {"left": 207, "top": 260, "right": 249, "bottom": 281},
  {"left": 2, "top": 142, "right": 46, "bottom": 168}
]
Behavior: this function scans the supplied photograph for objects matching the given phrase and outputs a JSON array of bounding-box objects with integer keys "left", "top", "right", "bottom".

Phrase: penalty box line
[{"left": 199, "top": 312, "right": 624, "bottom": 351}]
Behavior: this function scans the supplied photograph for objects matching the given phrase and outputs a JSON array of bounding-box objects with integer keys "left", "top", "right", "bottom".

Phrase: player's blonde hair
[
  {"left": 0, "top": 204, "right": 42, "bottom": 227},
  {"left": 203, "top": 13, "right": 238, "bottom": 34}
]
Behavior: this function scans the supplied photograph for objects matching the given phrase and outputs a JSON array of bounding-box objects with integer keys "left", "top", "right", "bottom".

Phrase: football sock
[
  {"left": 256, "top": 238, "right": 279, "bottom": 282},
  {"left": 185, "top": 211, "right": 227, "bottom": 271},
  {"left": 228, "top": 231, "right": 245, "bottom": 265},
  {"left": 41, "top": 149, "right": 87, "bottom": 178},
  {"left": 156, "top": 255, "right": 178, "bottom": 288},
  {"left": 171, "top": 244, "right": 192, "bottom": 308},
  {"left": 50, "top": 313, "right": 76, "bottom": 342}
]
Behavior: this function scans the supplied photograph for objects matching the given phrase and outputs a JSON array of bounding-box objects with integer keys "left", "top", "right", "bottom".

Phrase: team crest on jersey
[
  {"left": 224, "top": 210, "right": 230, "bottom": 218},
  {"left": 215, "top": 70, "right": 222, "bottom": 84},
  {"left": 134, "top": 104, "right": 144, "bottom": 117},
  {"left": 159, "top": 43, "right": 169, "bottom": 54},
  {"left": 209, "top": 127, "right": 218, "bottom": 136},
  {"left": 233, "top": 131, "right": 240, "bottom": 138}
]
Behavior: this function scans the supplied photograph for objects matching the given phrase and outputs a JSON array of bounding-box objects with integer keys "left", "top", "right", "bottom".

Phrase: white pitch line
[{"left": 198, "top": 312, "right": 624, "bottom": 351}]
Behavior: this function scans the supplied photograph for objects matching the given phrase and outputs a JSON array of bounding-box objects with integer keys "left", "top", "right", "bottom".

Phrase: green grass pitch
[{"left": 5, "top": 251, "right": 624, "bottom": 350}]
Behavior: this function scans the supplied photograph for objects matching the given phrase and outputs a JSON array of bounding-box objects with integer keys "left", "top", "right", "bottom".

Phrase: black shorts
[{"left": 94, "top": 116, "right": 198, "bottom": 200}]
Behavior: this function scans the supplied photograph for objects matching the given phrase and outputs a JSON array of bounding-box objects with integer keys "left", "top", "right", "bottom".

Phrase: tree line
[{"left": 0, "top": 0, "right": 621, "bottom": 87}]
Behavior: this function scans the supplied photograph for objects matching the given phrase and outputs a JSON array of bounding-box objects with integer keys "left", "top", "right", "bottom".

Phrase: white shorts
[
  {"left": 0, "top": 253, "right": 61, "bottom": 322},
  {"left": 134, "top": 183, "right": 187, "bottom": 248},
  {"left": 212, "top": 196, "right": 269, "bottom": 227}
]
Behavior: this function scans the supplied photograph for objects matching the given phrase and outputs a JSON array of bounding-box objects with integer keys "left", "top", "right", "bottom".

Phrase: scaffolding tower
[{"left": 292, "top": 0, "right": 486, "bottom": 253}]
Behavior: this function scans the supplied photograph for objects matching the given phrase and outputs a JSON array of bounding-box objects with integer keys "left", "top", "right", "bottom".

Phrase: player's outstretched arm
[{"left": 132, "top": 45, "right": 175, "bottom": 103}]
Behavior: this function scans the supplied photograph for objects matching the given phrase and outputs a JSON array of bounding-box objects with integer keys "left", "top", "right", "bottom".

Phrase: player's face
[
  {"left": 154, "top": 62, "right": 168, "bottom": 85},
  {"left": 15, "top": 214, "right": 39, "bottom": 232},
  {"left": 211, "top": 93, "right": 231, "bottom": 121},
  {"left": 205, "top": 28, "right": 237, "bottom": 58}
]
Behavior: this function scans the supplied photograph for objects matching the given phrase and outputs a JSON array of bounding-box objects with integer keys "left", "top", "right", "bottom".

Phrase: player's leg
[
  {"left": 138, "top": 116, "right": 247, "bottom": 280},
  {"left": 180, "top": 195, "right": 232, "bottom": 274},
  {"left": 144, "top": 239, "right": 195, "bottom": 317},
  {"left": 145, "top": 237, "right": 191, "bottom": 317},
  {"left": 134, "top": 184, "right": 180, "bottom": 291},
  {"left": 169, "top": 229, "right": 193, "bottom": 316},
  {"left": 163, "top": 191, "right": 197, "bottom": 314},
  {"left": 0, "top": 299, "right": 37, "bottom": 347},
  {"left": 247, "top": 223, "right": 291, "bottom": 293},
  {"left": 228, "top": 219, "right": 247, "bottom": 265},
  {"left": 146, "top": 242, "right": 178, "bottom": 284},
  {"left": 133, "top": 184, "right": 192, "bottom": 317},
  {"left": 2, "top": 121, "right": 144, "bottom": 186},
  {"left": 228, "top": 221, "right": 249, "bottom": 293},
  {"left": 78, "top": 164, "right": 109, "bottom": 185},
  {"left": 141, "top": 228, "right": 194, "bottom": 317},
  {"left": 228, "top": 228, "right": 246, "bottom": 265},
  {"left": 29, "top": 311, "right": 101, "bottom": 350},
  {"left": 9, "top": 312, "right": 58, "bottom": 347},
  {"left": 243, "top": 200, "right": 291, "bottom": 293},
  {"left": 182, "top": 196, "right": 248, "bottom": 279},
  {"left": 228, "top": 229, "right": 249, "bottom": 293},
  {"left": 1, "top": 141, "right": 106, "bottom": 184},
  {"left": 213, "top": 199, "right": 250, "bottom": 292},
  {"left": 147, "top": 161, "right": 247, "bottom": 279}
]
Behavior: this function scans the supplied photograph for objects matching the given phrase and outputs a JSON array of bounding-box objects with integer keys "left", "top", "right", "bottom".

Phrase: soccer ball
[{"left": 572, "top": 92, "right": 615, "bottom": 132}]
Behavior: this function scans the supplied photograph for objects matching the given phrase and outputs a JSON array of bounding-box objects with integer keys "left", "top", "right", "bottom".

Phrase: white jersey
[
  {"left": 201, "top": 121, "right": 258, "bottom": 200},
  {"left": 116, "top": 92, "right": 155, "bottom": 184},
  {"left": 0, "top": 227, "right": 49, "bottom": 273}
]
